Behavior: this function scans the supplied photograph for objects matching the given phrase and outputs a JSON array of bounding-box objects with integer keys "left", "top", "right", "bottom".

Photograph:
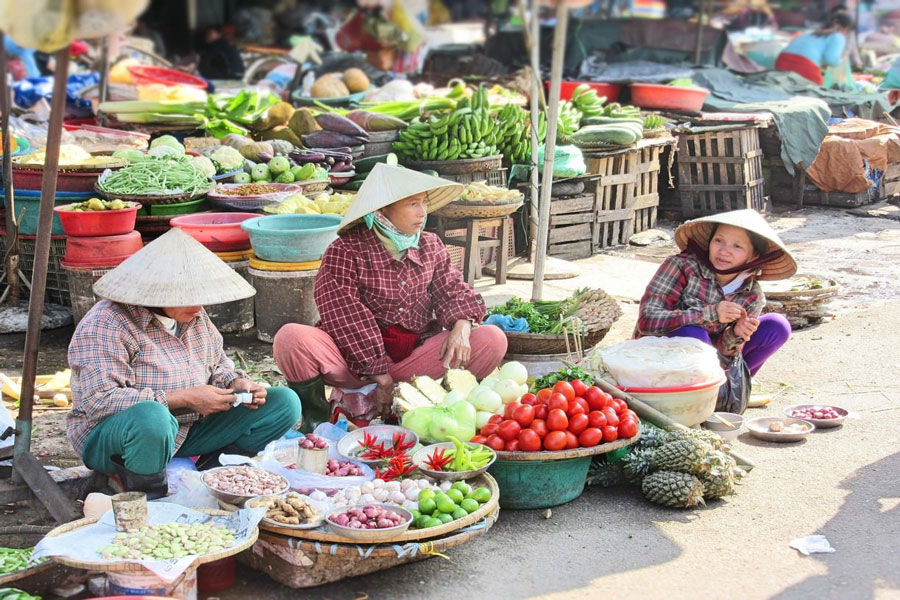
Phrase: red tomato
[
  {"left": 513, "top": 404, "right": 536, "bottom": 428},
  {"left": 601, "top": 425, "right": 619, "bottom": 443},
  {"left": 618, "top": 419, "right": 639, "bottom": 439},
  {"left": 520, "top": 393, "right": 537, "bottom": 406},
  {"left": 504, "top": 439, "right": 520, "bottom": 452},
  {"left": 470, "top": 435, "right": 489, "bottom": 445},
  {"left": 529, "top": 418, "right": 548, "bottom": 439},
  {"left": 480, "top": 422, "right": 500, "bottom": 437},
  {"left": 543, "top": 430, "right": 567, "bottom": 451},
  {"left": 571, "top": 379, "right": 589, "bottom": 397},
  {"left": 504, "top": 402, "right": 522, "bottom": 420},
  {"left": 536, "top": 388, "right": 553, "bottom": 404},
  {"left": 546, "top": 408, "right": 569, "bottom": 431},
  {"left": 567, "top": 413, "right": 589, "bottom": 435},
  {"left": 602, "top": 408, "right": 620, "bottom": 427},
  {"left": 583, "top": 386, "right": 607, "bottom": 411},
  {"left": 612, "top": 399, "right": 628, "bottom": 415},
  {"left": 497, "top": 419, "right": 522, "bottom": 442},
  {"left": 553, "top": 381, "right": 576, "bottom": 402},
  {"left": 588, "top": 410, "right": 608, "bottom": 429},
  {"left": 579, "top": 427, "right": 603, "bottom": 447},
  {"left": 574, "top": 397, "right": 590, "bottom": 414},
  {"left": 534, "top": 404, "right": 549, "bottom": 420},
  {"left": 566, "top": 402, "right": 586, "bottom": 418},
  {"left": 548, "top": 393, "right": 569, "bottom": 412},
  {"left": 488, "top": 414, "right": 503, "bottom": 425},
  {"left": 626, "top": 409, "right": 639, "bottom": 422},
  {"left": 518, "top": 429, "right": 542, "bottom": 452},
  {"left": 486, "top": 434, "right": 505, "bottom": 451},
  {"left": 565, "top": 431, "right": 580, "bottom": 449}
]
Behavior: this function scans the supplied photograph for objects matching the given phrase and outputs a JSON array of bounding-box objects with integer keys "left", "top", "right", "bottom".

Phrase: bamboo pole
[
  {"left": 528, "top": 0, "right": 541, "bottom": 261},
  {"left": 693, "top": 0, "right": 706, "bottom": 65},
  {"left": 0, "top": 32, "right": 18, "bottom": 306}
]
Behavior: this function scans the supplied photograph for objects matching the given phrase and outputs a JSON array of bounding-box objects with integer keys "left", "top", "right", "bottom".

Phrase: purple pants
[{"left": 668, "top": 313, "right": 791, "bottom": 376}]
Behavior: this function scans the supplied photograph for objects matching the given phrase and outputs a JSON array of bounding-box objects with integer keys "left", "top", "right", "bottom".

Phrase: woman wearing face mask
[
  {"left": 636, "top": 209, "right": 796, "bottom": 376},
  {"left": 273, "top": 164, "right": 507, "bottom": 429}
]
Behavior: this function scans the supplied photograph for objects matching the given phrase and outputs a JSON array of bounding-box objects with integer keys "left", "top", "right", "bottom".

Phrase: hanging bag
[{"left": 716, "top": 353, "right": 752, "bottom": 414}]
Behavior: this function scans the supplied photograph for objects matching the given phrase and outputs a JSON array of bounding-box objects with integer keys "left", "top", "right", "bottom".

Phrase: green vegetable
[
  {"left": 274, "top": 170, "right": 295, "bottom": 183},
  {"left": 532, "top": 365, "right": 594, "bottom": 392},
  {"left": 99, "top": 522, "right": 235, "bottom": 561},
  {"left": 98, "top": 157, "right": 211, "bottom": 196},
  {"left": 0, "top": 547, "right": 44, "bottom": 576},
  {"left": 643, "top": 114, "right": 665, "bottom": 130},
  {"left": 486, "top": 297, "right": 559, "bottom": 333},
  {"left": 233, "top": 172, "right": 251, "bottom": 184},
  {"left": 251, "top": 163, "right": 270, "bottom": 181},
  {"left": 209, "top": 146, "right": 244, "bottom": 172},
  {"left": 268, "top": 156, "right": 291, "bottom": 176},
  {"left": 0, "top": 588, "right": 41, "bottom": 600},
  {"left": 668, "top": 78, "right": 696, "bottom": 88},
  {"left": 189, "top": 155, "right": 216, "bottom": 178}
]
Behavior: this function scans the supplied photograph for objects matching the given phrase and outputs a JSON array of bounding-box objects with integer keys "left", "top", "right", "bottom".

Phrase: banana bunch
[
  {"left": 643, "top": 114, "right": 665, "bottom": 130},
  {"left": 393, "top": 86, "right": 500, "bottom": 161},
  {"left": 601, "top": 102, "right": 641, "bottom": 119},
  {"left": 571, "top": 84, "right": 607, "bottom": 120},
  {"left": 556, "top": 101, "right": 583, "bottom": 144},
  {"left": 496, "top": 104, "right": 547, "bottom": 165}
]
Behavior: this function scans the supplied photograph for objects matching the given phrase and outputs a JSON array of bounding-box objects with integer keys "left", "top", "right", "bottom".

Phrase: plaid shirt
[
  {"left": 67, "top": 300, "right": 246, "bottom": 454},
  {"left": 315, "top": 227, "right": 486, "bottom": 376},
  {"left": 636, "top": 252, "right": 765, "bottom": 356}
]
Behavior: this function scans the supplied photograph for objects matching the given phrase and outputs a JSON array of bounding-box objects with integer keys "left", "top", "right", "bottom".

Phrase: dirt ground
[{"left": 0, "top": 206, "right": 898, "bottom": 599}]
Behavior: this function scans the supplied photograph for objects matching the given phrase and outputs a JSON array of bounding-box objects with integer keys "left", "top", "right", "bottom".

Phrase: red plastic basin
[
  {"left": 55, "top": 203, "right": 141, "bottom": 237},
  {"left": 547, "top": 80, "right": 622, "bottom": 102},
  {"left": 169, "top": 212, "right": 256, "bottom": 252},
  {"left": 129, "top": 65, "right": 208, "bottom": 89},
  {"left": 62, "top": 230, "right": 143, "bottom": 268},
  {"left": 12, "top": 168, "right": 104, "bottom": 193},
  {"left": 629, "top": 83, "right": 710, "bottom": 112}
]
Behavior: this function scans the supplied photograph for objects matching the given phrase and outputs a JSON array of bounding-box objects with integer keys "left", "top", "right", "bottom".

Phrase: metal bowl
[
  {"left": 201, "top": 466, "right": 290, "bottom": 506},
  {"left": 324, "top": 503, "right": 413, "bottom": 542},
  {"left": 245, "top": 492, "right": 325, "bottom": 530},
  {"left": 783, "top": 404, "right": 848, "bottom": 429},
  {"left": 336, "top": 425, "right": 419, "bottom": 467},
  {"left": 746, "top": 416, "right": 815, "bottom": 443},
  {"left": 412, "top": 442, "right": 496, "bottom": 482}
]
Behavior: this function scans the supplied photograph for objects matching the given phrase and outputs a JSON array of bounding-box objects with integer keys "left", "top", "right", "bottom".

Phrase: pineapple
[
  {"left": 444, "top": 369, "right": 478, "bottom": 396},
  {"left": 638, "top": 423, "right": 667, "bottom": 449},
  {"left": 586, "top": 457, "right": 625, "bottom": 488},
  {"left": 663, "top": 428, "right": 728, "bottom": 452},
  {"left": 411, "top": 375, "right": 447, "bottom": 405},
  {"left": 702, "top": 451, "right": 744, "bottom": 499},
  {"left": 621, "top": 446, "right": 655, "bottom": 484},
  {"left": 651, "top": 439, "right": 715, "bottom": 476},
  {"left": 642, "top": 471, "right": 705, "bottom": 508}
]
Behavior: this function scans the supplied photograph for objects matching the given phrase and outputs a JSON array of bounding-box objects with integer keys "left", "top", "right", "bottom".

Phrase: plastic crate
[{"left": 17, "top": 235, "right": 70, "bottom": 306}]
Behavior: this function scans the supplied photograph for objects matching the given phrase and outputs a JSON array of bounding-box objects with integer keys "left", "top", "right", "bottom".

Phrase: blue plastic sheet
[
  {"left": 485, "top": 314, "right": 530, "bottom": 333},
  {"left": 12, "top": 72, "right": 99, "bottom": 117}
]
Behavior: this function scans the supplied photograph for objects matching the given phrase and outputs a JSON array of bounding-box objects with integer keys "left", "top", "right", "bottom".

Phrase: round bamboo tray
[
  {"left": 42, "top": 509, "right": 257, "bottom": 572},
  {"left": 642, "top": 128, "right": 669, "bottom": 139},
  {"left": 761, "top": 279, "right": 839, "bottom": 300},
  {"left": 433, "top": 198, "right": 523, "bottom": 219},
  {"left": 0, "top": 525, "right": 54, "bottom": 586},
  {"left": 252, "top": 473, "right": 499, "bottom": 543},
  {"left": 504, "top": 326, "right": 613, "bottom": 355},
  {"left": 95, "top": 183, "right": 211, "bottom": 206},
  {"left": 11, "top": 157, "right": 126, "bottom": 171},
  {"left": 494, "top": 432, "right": 639, "bottom": 461},
  {"left": 405, "top": 155, "right": 503, "bottom": 175}
]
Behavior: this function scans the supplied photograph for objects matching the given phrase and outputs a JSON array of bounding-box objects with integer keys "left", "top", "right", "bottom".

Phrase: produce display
[
  {"left": 263, "top": 192, "right": 354, "bottom": 216},
  {"left": 327, "top": 505, "right": 407, "bottom": 531},
  {"left": 0, "top": 589, "right": 40, "bottom": 600},
  {"left": 0, "top": 548, "right": 44, "bottom": 575},
  {"left": 555, "top": 101, "right": 582, "bottom": 143},
  {"left": 643, "top": 114, "right": 665, "bottom": 131},
  {"left": 100, "top": 136, "right": 211, "bottom": 197},
  {"left": 570, "top": 84, "right": 608, "bottom": 121},
  {"left": 410, "top": 483, "right": 491, "bottom": 529},
  {"left": 472, "top": 380, "right": 640, "bottom": 452},
  {"left": 421, "top": 439, "right": 495, "bottom": 472},
  {"left": 786, "top": 405, "right": 843, "bottom": 421},
  {"left": 766, "top": 420, "right": 807, "bottom": 433},
  {"left": 304, "top": 112, "right": 369, "bottom": 149},
  {"left": 486, "top": 288, "right": 622, "bottom": 335},
  {"left": 248, "top": 493, "right": 318, "bottom": 525},
  {"left": 202, "top": 466, "right": 289, "bottom": 497},
  {"left": 98, "top": 522, "right": 235, "bottom": 560},
  {"left": 298, "top": 434, "right": 328, "bottom": 450},
  {"left": 16, "top": 144, "right": 111, "bottom": 167},
  {"left": 325, "top": 460, "right": 365, "bottom": 477},
  {"left": 309, "top": 68, "right": 372, "bottom": 98},
  {"left": 458, "top": 182, "right": 521, "bottom": 204},
  {"left": 62, "top": 198, "right": 135, "bottom": 212},
  {"left": 583, "top": 336, "right": 721, "bottom": 389},
  {"left": 307, "top": 477, "right": 443, "bottom": 513},
  {"left": 495, "top": 103, "right": 547, "bottom": 165}
]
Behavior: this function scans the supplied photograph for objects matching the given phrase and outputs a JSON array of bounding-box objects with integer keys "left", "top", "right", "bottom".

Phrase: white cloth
[
  {"left": 153, "top": 313, "right": 177, "bottom": 336},
  {"left": 721, "top": 271, "right": 753, "bottom": 295}
]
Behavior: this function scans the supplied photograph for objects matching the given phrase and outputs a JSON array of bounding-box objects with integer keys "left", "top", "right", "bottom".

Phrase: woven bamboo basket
[
  {"left": 504, "top": 326, "right": 613, "bottom": 355},
  {"left": 433, "top": 197, "right": 523, "bottom": 219},
  {"left": 495, "top": 432, "right": 639, "bottom": 461},
  {"left": 241, "top": 510, "right": 498, "bottom": 589},
  {"left": 405, "top": 155, "right": 503, "bottom": 175},
  {"left": 11, "top": 157, "right": 126, "bottom": 171},
  {"left": 642, "top": 128, "right": 669, "bottom": 139},
  {"left": 0, "top": 525, "right": 56, "bottom": 587},
  {"left": 95, "top": 183, "right": 211, "bottom": 206},
  {"left": 42, "top": 509, "right": 257, "bottom": 572}
]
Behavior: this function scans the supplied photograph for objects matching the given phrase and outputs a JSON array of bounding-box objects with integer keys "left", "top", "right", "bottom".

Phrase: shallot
[
  {"left": 789, "top": 406, "right": 843, "bottom": 420},
  {"left": 328, "top": 505, "right": 407, "bottom": 530},
  {"left": 325, "top": 459, "right": 364, "bottom": 477},
  {"left": 299, "top": 434, "right": 328, "bottom": 450}
]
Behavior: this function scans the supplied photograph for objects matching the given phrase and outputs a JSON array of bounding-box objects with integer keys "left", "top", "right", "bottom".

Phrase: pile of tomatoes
[{"left": 471, "top": 380, "right": 640, "bottom": 452}]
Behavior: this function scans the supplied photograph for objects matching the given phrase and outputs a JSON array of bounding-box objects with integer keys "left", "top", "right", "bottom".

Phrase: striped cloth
[{"left": 67, "top": 300, "right": 246, "bottom": 454}]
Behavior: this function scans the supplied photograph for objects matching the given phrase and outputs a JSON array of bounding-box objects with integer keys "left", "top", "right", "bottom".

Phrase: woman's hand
[
  {"left": 733, "top": 316, "right": 759, "bottom": 342},
  {"left": 230, "top": 377, "right": 268, "bottom": 410},
  {"left": 440, "top": 320, "right": 472, "bottom": 369},
  {"left": 371, "top": 373, "right": 395, "bottom": 420},
  {"left": 716, "top": 301, "right": 746, "bottom": 324}
]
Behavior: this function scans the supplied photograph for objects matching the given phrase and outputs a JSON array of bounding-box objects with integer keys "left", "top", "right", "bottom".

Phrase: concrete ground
[{"left": 0, "top": 208, "right": 897, "bottom": 599}]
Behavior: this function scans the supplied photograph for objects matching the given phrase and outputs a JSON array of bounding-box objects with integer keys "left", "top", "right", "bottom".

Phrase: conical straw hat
[
  {"left": 93, "top": 228, "right": 257, "bottom": 307},
  {"left": 674, "top": 209, "right": 797, "bottom": 280},
  {"left": 338, "top": 163, "right": 464, "bottom": 233}
]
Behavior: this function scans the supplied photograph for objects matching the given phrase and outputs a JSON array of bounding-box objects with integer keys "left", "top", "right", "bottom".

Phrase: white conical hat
[
  {"left": 674, "top": 209, "right": 797, "bottom": 281},
  {"left": 93, "top": 228, "right": 256, "bottom": 307},
  {"left": 338, "top": 163, "right": 464, "bottom": 233}
]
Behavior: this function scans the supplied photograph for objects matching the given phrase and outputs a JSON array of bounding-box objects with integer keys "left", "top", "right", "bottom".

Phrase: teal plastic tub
[
  {"left": 242, "top": 214, "right": 341, "bottom": 263},
  {"left": 488, "top": 456, "right": 592, "bottom": 509},
  {"left": 6, "top": 189, "right": 93, "bottom": 235}
]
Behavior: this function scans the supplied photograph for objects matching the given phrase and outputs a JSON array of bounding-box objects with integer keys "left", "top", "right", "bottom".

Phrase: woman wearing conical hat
[
  {"left": 636, "top": 209, "right": 797, "bottom": 376},
  {"left": 67, "top": 229, "right": 302, "bottom": 498},
  {"left": 274, "top": 164, "right": 507, "bottom": 429}
]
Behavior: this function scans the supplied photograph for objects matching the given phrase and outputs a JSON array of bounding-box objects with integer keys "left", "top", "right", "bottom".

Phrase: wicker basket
[
  {"left": 504, "top": 326, "right": 612, "bottom": 355},
  {"left": 11, "top": 156, "right": 126, "bottom": 171},
  {"left": 0, "top": 525, "right": 56, "bottom": 587},
  {"left": 642, "top": 128, "right": 670, "bottom": 139},
  {"left": 405, "top": 155, "right": 503, "bottom": 174},
  {"left": 433, "top": 197, "right": 523, "bottom": 219},
  {"left": 95, "top": 183, "right": 211, "bottom": 206}
]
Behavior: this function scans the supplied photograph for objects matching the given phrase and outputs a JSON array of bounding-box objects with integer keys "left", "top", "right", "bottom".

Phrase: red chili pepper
[
  {"left": 423, "top": 448, "right": 451, "bottom": 472},
  {"left": 392, "top": 432, "right": 416, "bottom": 453}
]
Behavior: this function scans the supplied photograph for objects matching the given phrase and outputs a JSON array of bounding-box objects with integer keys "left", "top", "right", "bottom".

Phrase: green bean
[
  {"left": 0, "top": 588, "right": 42, "bottom": 600},
  {"left": 0, "top": 548, "right": 41, "bottom": 575},
  {"left": 98, "top": 157, "right": 211, "bottom": 196}
]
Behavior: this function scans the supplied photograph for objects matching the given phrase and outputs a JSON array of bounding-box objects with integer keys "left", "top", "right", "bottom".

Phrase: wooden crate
[
  {"left": 633, "top": 143, "right": 664, "bottom": 233},
  {"left": 548, "top": 193, "right": 595, "bottom": 260},
  {"left": 440, "top": 218, "right": 515, "bottom": 271},
  {"left": 437, "top": 168, "right": 508, "bottom": 188},
  {"left": 677, "top": 126, "right": 766, "bottom": 217},
  {"left": 882, "top": 163, "right": 900, "bottom": 199},
  {"left": 586, "top": 151, "right": 638, "bottom": 248}
]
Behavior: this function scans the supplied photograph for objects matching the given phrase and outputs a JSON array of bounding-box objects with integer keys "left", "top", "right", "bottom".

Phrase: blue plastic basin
[
  {"left": 241, "top": 214, "right": 341, "bottom": 262},
  {"left": 4, "top": 189, "right": 94, "bottom": 235}
]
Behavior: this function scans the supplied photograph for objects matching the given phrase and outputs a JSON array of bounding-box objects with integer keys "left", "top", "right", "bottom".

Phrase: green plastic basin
[{"left": 488, "top": 456, "right": 592, "bottom": 509}]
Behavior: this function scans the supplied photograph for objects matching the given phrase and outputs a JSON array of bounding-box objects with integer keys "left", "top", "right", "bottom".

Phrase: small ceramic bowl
[{"left": 702, "top": 412, "right": 744, "bottom": 441}]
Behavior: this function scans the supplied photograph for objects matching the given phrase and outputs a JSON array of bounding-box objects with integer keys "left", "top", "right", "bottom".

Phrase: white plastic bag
[{"left": 586, "top": 336, "right": 722, "bottom": 388}]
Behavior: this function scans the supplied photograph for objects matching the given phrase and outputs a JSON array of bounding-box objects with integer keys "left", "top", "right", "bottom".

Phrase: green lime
[
  {"left": 418, "top": 489, "right": 435, "bottom": 502},
  {"left": 451, "top": 507, "right": 468, "bottom": 520},
  {"left": 446, "top": 489, "right": 465, "bottom": 504},
  {"left": 418, "top": 498, "right": 436, "bottom": 514},
  {"left": 437, "top": 512, "right": 454, "bottom": 524},
  {"left": 471, "top": 487, "right": 491, "bottom": 503},
  {"left": 410, "top": 509, "right": 421, "bottom": 520},
  {"left": 460, "top": 498, "right": 480, "bottom": 514},
  {"left": 423, "top": 517, "right": 442, "bottom": 528},
  {"left": 451, "top": 481, "right": 471, "bottom": 496},
  {"left": 414, "top": 515, "right": 431, "bottom": 528},
  {"left": 435, "top": 495, "right": 457, "bottom": 514}
]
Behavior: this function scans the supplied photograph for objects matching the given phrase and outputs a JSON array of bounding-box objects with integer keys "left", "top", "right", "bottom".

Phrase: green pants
[{"left": 81, "top": 387, "right": 301, "bottom": 475}]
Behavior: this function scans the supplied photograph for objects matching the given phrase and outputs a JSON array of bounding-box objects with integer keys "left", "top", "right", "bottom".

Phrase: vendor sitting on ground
[
  {"left": 774, "top": 11, "right": 853, "bottom": 86},
  {"left": 274, "top": 164, "right": 507, "bottom": 429},
  {"left": 635, "top": 209, "right": 796, "bottom": 376},
  {"left": 67, "top": 229, "right": 301, "bottom": 498}
]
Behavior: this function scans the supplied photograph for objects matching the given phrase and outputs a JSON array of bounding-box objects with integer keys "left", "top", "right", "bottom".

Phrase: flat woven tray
[
  {"left": 494, "top": 431, "right": 639, "bottom": 461},
  {"left": 642, "top": 128, "right": 669, "bottom": 139},
  {"left": 434, "top": 198, "right": 523, "bottom": 219},
  {"left": 405, "top": 155, "right": 503, "bottom": 175},
  {"left": 504, "top": 326, "right": 613, "bottom": 355},
  {"left": 96, "top": 184, "right": 211, "bottom": 206},
  {"left": 11, "top": 156, "right": 126, "bottom": 172}
]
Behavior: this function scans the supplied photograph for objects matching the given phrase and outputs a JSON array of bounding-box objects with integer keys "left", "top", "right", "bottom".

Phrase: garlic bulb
[
  {"left": 404, "top": 487, "right": 420, "bottom": 501},
  {"left": 373, "top": 489, "right": 389, "bottom": 502},
  {"left": 372, "top": 478, "right": 386, "bottom": 489},
  {"left": 359, "top": 493, "right": 376, "bottom": 504},
  {"left": 360, "top": 481, "right": 374, "bottom": 495},
  {"left": 440, "top": 481, "right": 452, "bottom": 492},
  {"left": 417, "top": 479, "right": 431, "bottom": 489},
  {"left": 385, "top": 481, "right": 401, "bottom": 492},
  {"left": 389, "top": 490, "right": 407, "bottom": 504}
]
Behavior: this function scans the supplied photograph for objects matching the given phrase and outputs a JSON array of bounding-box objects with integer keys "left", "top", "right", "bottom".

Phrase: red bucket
[{"left": 169, "top": 212, "right": 256, "bottom": 252}]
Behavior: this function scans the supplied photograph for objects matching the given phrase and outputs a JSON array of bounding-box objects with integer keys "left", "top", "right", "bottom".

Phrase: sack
[{"left": 716, "top": 354, "right": 751, "bottom": 414}]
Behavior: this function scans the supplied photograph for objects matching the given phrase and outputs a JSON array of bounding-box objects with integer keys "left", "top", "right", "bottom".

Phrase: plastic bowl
[
  {"left": 783, "top": 404, "right": 848, "bottom": 429},
  {"left": 242, "top": 214, "right": 341, "bottom": 263},
  {"left": 128, "top": 65, "right": 208, "bottom": 89},
  {"left": 630, "top": 83, "right": 710, "bottom": 112},
  {"left": 412, "top": 442, "right": 497, "bottom": 482},
  {"left": 324, "top": 504, "right": 413, "bottom": 542},
  {"left": 336, "top": 425, "right": 419, "bottom": 467},
  {"left": 746, "top": 416, "right": 814, "bottom": 443},
  {"left": 702, "top": 412, "right": 744, "bottom": 441},
  {"left": 549, "top": 80, "right": 622, "bottom": 102},
  {"left": 61, "top": 230, "right": 144, "bottom": 268},
  {"left": 201, "top": 466, "right": 290, "bottom": 506},
  {"left": 170, "top": 212, "right": 257, "bottom": 252},
  {"left": 54, "top": 202, "right": 140, "bottom": 237},
  {"left": 617, "top": 375, "right": 726, "bottom": 427}
]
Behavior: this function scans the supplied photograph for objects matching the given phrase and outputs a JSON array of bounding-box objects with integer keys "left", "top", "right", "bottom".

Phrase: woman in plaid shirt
[
  {"left": 274, "top": 165, "right": 507, "bottom": 429},
  {"left": 636, "top": 210, "right": 796, "bottom": 375}
]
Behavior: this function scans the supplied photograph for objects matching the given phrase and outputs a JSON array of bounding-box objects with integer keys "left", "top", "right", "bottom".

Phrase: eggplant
[
  {"left": 315, "top": 113, "right": 369, "bottom": 139},
  {"left": 256, "top": 152, "right": 273, "bottom": 163},
  {"left": 330, "top": 162, "right": 353, "bottom": 173}
]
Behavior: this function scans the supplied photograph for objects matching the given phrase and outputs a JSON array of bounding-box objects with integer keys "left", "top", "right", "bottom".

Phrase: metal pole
[
  {"left": 12, "top": 47, "right": 71, "bottom": 475},
  {"left": 528, "top": 0, "right": 540, "bottom": 261},
  {"left": 531, "top": 2, "right": 568, "bottom": 301},
  {"left": 693, "top": 0, "right": 705, "bottom": 65},
  {"left": 98, "top": 36, "right": 109, "bottom": 104}
]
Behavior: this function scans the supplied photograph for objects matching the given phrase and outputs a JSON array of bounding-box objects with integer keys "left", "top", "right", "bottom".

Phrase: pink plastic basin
[
  {"left": 170, "top": 212, "right": 257, "bottom": 252},
  {"left": 629, "top": 83, "right": 710, "bottom": 112},
  {"left": 547, "top": 80, "right": 622, "bottom": 102}
]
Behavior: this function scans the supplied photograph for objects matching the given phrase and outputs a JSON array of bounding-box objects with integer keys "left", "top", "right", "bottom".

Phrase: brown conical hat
[
  {"left": 674, "top": 209, "right": 797, "bottom": 280},
  {"left": 92, "top": 228, "right": 256, "bottom": 307}
]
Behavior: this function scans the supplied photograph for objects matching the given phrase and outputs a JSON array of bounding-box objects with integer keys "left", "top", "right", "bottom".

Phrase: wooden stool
[{"left": 434, "top": 215, "right": 511, "bottom": 285}]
